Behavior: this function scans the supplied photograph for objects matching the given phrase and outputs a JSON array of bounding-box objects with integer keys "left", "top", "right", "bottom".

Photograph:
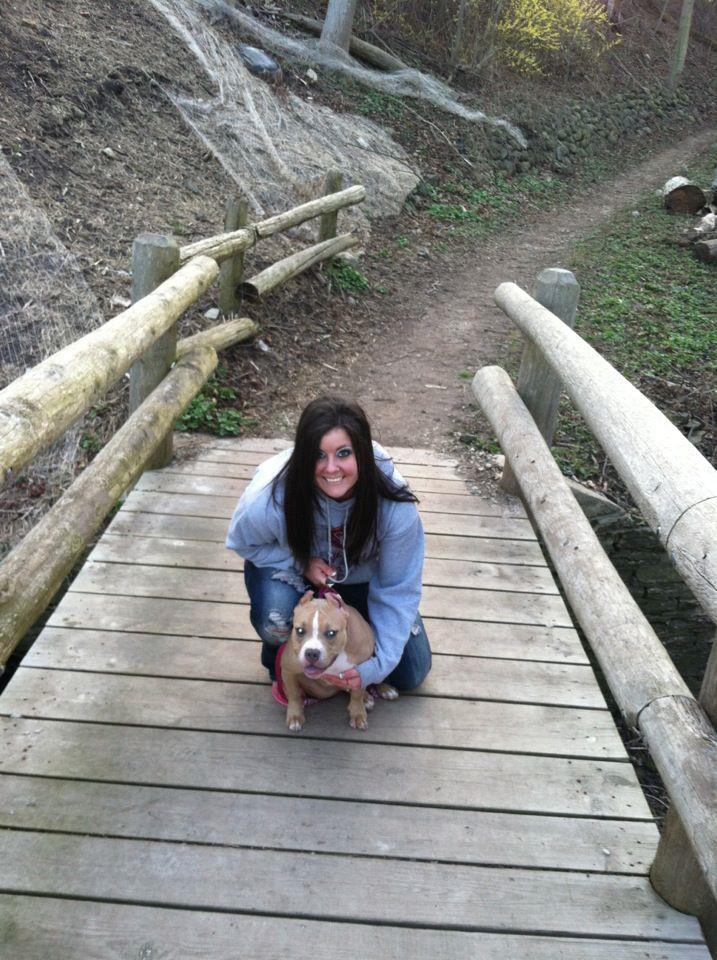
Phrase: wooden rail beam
[
  {"left": 473, "top": 363, "right": 717, "bottom": 911},
  {"left": 0, "top": 256, "right": 219, "bottom": 490},
  {"left": 241, "top": 234, "right": 358, "bottom": 301},
  {"left": 0, "top": 346, "right": 217, "bottom": 666},
  {"left": 178, "top": 186, "right": 366, "bottom": 266},
  {"left": 494, "top": 280, "right": 717, "bottom": 719}
]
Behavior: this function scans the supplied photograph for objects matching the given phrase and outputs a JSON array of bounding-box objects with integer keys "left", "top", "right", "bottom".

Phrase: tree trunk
[
  {"left": 694, "top": 239, "right": 717, "bottom": 263},
  {"left": 320, "top": 0, "right": 359, "bottom": 53},
  {"left": 663, "top": 176, "right": 706, "bottom": 214},
  {"left": 667, "top": 0, "right": 696, "bottom": 90}
]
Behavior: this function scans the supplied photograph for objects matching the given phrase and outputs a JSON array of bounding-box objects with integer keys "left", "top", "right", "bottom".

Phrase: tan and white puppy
[{"left": 282, "top": 590, "right": 396, "bottom": 732}]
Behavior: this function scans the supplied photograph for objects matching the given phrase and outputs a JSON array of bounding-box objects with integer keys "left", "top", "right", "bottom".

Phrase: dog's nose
[{"left": 304, "top": 648, "right": 321, "bottom": 663}]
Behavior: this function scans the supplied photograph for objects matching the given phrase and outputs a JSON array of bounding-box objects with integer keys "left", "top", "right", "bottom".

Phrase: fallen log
[
  {"left": 0, "top": 346, "right": 217, "bottom": 666},
  {"left": 176, "top": 317, "right": 259, "bottom": 358},
  {"left": 281, "top": 12, "right": 407, "bottom": 72},
  {"left": 663, "top": 176, "right": 707, "bottom": 215},
  {"left": 241, "top": 233, "right": 358, "bottom": 300},
  {"left": 694, "top": 239, "right": 717, "bottom": 263}
]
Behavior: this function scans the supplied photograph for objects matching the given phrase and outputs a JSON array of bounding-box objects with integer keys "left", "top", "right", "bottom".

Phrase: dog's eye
[
  {"left": 295, "top": 627, "right": 305, "bottom": 636},
  {"left": 325, "top": 629, "right": 337, "bottom": 639}
]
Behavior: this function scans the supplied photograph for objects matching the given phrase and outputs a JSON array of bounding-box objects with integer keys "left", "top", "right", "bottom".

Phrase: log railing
[
  {"left": 477, "top": 268, "right": 717, "bottom": 946},
  {"left": 0, "top": 175, "right": 365, "bottom": 666}
]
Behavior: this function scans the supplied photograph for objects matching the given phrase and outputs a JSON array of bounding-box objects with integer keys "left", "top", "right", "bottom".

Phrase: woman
[{"left": 226, "top": 396, "right": 431, "bottom": 695}]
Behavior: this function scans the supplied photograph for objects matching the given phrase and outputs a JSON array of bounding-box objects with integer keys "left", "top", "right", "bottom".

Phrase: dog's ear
[
  {"left": 325, "top": 591, "right": 342, "bottom": 609},
  {"left": 299, "top": 590, "right": 314, "bottom": 605}
]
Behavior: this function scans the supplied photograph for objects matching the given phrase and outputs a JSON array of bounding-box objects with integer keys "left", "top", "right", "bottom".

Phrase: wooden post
[
  {"left": 129, "top": 234, "right": 181, "bottom": 468},
  {"left": 650, "top": 626, "right": 717, "bottom": 932},
  {"left": 318, "top": 169, "right": 344, "bottom": 242},
  {"left": 218, "top": 196, "right": 249, "bottom": 315},
  {"left": 501, "top": 268, "right": 580, "bottom": 495}
]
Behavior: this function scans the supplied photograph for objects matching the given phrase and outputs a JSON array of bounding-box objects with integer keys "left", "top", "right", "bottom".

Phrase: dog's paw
[
  {"left": 369, "top": 683, "right": 399, "bottom": 701},
  {"left": 287, "top": 711, "right": 305, "bottom": 732},
  {"left": 349, "top": 712, "right": 368, "bottom": 731},
  {"left": 363, "top": 690, "right": 376, "bottom": 712}
]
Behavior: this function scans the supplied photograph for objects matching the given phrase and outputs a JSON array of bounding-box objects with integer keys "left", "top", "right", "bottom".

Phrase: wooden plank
[
  {"left": 3, "top": 896, "right": 709, "bottom": 960},
  {"left": 141, "top": 469, "right": 486, "bottom": 498},
  {"left": 2, "top": 667, "right": 614, "bottom": 752},
  {"left": 32, "top": 617, "right": 588, "bottom": 672},
  {"left": 0, "top": 774, "right": 658, "bottom": 873},
  {"left": 47, "top": 594, "right": 585, "bottom": 663},
  {"left": 0, "top": 717, "right": 652, "bottom": 818},
  {"left": 120, "top": 487, "right": 527, "bottom": 521},
  {"left": 72, "top": 556, "right": 559, "bottom": 601},
  {"left": 68, "top": 562, "right": 572, "bottom": 627},
  {"left": 110, "top": 501, "right": 536, "bottom": 542},
  {"left": 19, "top": 629, "right": 603, "bottom": 708},
  {"left": 0, "top": 830, "right": 699, "bottom": 941},
  {"left": 94, "top": 528, "right": 547, "bottom": 567},
  {"left": 188, "top": 452, "right": 475, "bottom": 482},
  {"left": 163, "top": 459, "right": 482, "bottom": 495}
]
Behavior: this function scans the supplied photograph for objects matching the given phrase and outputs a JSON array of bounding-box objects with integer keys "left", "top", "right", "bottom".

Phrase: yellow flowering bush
[{"left": 495, "top": 0, "right": 618, "bottom": 75}]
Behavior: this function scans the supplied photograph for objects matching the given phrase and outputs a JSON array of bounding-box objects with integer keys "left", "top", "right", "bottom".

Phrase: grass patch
[
  {"left": 328, "top": 259, "right": 370, "bottom": 294},
  {"left": 552, "top": 152, "right": 717, "bottom": 483},
  {"left": 176, "top": 369, "right": 255, "bottom": 437}
]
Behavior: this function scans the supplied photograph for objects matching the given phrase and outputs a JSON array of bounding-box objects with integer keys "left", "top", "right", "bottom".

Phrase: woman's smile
[{"left": 315, "top": 427, "right": 358, "bottom": 500}]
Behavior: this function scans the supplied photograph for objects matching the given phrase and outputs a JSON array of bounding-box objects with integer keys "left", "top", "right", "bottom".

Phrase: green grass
[
  {"left": 551, "top": 153, "right": 717, "bottom": 481},
  {"left": 176, "top": 371, "right": 254, "bottom": 437},
  {"left": 328, "top": 260, "right": 370, "bottom": 294}
]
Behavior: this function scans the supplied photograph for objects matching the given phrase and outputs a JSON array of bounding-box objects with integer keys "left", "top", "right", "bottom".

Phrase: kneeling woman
[{"left": 226, "top": 396, "right": 431, "bottom": 694}]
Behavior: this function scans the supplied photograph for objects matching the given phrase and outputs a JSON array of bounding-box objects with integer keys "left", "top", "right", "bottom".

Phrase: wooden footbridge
[
  {"left": 0, "top": 435, "right": 709, "bottom": 958},
  {"left": 1, "top": 188, "right": 716, "bottom": 956}
]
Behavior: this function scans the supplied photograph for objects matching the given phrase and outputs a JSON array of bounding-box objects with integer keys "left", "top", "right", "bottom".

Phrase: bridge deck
[{"left": 0, "top": 439, "right": 709, "bottom": 958}]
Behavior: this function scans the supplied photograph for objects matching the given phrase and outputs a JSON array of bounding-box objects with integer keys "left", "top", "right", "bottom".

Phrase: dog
[{"left": 280, "top": 589, "right": 397, "bottom": 732}]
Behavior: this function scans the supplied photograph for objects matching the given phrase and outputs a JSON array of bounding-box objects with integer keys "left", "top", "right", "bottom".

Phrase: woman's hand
[
  {"left": 320, "top": 667, "right": 361, "bottom": 690},
  {"left": 305, "top": 557, "right": 336, "bottom": 587}
]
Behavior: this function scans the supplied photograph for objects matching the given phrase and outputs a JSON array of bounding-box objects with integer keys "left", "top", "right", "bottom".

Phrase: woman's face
[{"left": 314, "top": 427, "right": 359, "bottom": 501}]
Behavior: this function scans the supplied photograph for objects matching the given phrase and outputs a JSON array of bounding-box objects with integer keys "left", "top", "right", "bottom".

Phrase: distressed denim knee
[{"left": 244, "top": 561, "right": 306, "bottom": 678}]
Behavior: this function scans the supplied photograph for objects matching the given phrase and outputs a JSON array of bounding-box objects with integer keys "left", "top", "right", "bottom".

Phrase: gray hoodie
[{"left": 226, "top": 445, "right": 424, "bottom": 686}]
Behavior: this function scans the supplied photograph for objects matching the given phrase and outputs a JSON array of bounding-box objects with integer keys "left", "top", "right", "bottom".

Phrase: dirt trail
[{"left": 337, "top": 127, "right": 717, "bottom": 451}]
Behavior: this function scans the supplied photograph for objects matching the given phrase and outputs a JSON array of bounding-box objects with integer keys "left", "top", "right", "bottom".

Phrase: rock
[
  {"left": 235, "top": 44, "right": 282, "bottom": 81},
  {"left": 306, "top": 68, "right": 318, "bottom": 83},
  {"left": 100, "top": 147, "right": 117, "bottom": 159},
  {"left": 204, "top": 307, "right": 220, "bottom": 320},
  {"left": 418, "top": 248, "right": 430, "bottom": 259}
]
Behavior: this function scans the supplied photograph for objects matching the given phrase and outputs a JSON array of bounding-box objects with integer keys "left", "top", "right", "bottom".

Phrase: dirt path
[{"left": 335, "top": 126, "right": 716, "bottom": 451}]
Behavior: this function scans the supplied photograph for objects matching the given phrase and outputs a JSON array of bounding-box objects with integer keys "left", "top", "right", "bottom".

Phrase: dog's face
[{"left": 290, "top": 591, "right": 350, "bottom": 678}]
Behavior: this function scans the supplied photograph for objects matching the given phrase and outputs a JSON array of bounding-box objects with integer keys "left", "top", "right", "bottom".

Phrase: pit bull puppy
[{"left": 281, "top": 589, "right": 397, "bottom": 732}]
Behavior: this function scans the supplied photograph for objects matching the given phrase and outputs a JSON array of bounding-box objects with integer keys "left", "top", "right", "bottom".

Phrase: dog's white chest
[{"left": 320, "top": 650, "right": 355, "bottom": 678}]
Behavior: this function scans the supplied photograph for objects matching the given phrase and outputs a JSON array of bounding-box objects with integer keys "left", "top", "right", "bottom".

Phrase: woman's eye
[
  {"left": 337, "top": 448, "right": 352, "bottom": 458},
  {"left": 325, "top": 629, "right": 337, "bottom": 639}
]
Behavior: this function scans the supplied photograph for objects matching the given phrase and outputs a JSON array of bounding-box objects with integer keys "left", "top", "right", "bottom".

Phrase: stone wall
[{"left": 469, "top": 83, "right": 705, "bottom": 177}]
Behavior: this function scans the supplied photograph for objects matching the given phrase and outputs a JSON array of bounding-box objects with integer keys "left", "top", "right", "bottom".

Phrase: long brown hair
[{"left": 273, "top": 396, "right": 417, "bottom": 569}]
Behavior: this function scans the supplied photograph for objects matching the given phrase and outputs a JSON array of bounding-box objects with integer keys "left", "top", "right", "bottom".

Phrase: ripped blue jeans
[{"left": 243, "top": 560, "right": 431, "bottom": 691}]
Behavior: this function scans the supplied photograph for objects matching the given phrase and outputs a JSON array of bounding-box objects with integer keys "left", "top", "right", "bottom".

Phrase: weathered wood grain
[
  {"left": 0, "top": 774, "right": 658, "bottom": 872},
  {"left": 0, "top": 830, "right": 699, "bottom": 940},
  {"left": 32, "top": 617, "right": 588, "bottom": 667},
  {"left": 72, "top": 554, "right": 558, "bottom": 599},
  {"left": 0, "top": 717, "right": 651, "bottom": 818},
  {"left": 2, "top": 666, "right": 613, "bottom": 752},
  {"left": 35, "top": 610, "right": 598, "bottom": 707},
  {"left": 3, "top": 896, "right": 709, "bottom": 960},
  {"left": 94, "top": 527, "right": 546, "bottom": 566},
  {"left": 111, "top": 498, "right": 535, "bottom": 541}
]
